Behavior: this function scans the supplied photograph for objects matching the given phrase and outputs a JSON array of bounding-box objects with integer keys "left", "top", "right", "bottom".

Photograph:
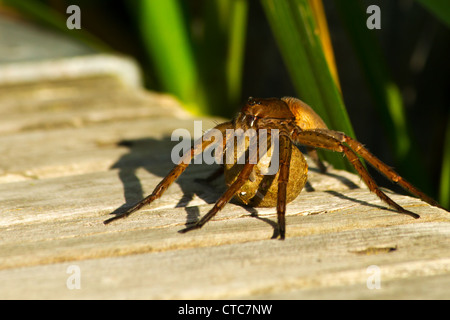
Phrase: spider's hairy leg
[
  {"left": 276, "top": 133, "right": 293, "bottom": 240},
  {"left": 342, "top": 145, "right": 420, "bottom": 218},
  {"left": 104, "top": 121, "right": 233, "bottom": 224},
  {"left": 293, "top": 129, "right": 421, "bottom": 218},
  {"left": 341, "top": 133, "right": 447, "bottom": 212},
  {"left": 311, "top": 129, "right": 447, "bottom": 212},
  {"left": 179, "top": 162, "right": 256, "bottom": 233},
  {"left": 179, "top": 129, "right": 259, "bottom": 233}
]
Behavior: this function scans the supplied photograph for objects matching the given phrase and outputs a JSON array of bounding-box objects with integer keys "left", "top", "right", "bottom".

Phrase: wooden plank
[
  {"left": 0, "top": 215, "right": 448, "bottom": 299},
  {"left": 0, "top": 76, "right": 189, "bottom": 135},
  {"left": 0, "top": 117, "right": 218, "bottom": 183},
  {"left": 0, "top": 159, "right": 448, "bottom": 289},
  {"left": 0, "top": 73, "right": 449, "bottom": 300}
]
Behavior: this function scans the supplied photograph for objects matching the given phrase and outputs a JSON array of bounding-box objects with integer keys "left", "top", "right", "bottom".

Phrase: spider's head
[{"left": 239, "top": 97, "right": 295, "bottom": 128}]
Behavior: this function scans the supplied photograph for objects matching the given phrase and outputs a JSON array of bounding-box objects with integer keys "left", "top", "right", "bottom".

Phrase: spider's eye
[{"left": 247, "top": 97, "right": 263, "bottom": 106}]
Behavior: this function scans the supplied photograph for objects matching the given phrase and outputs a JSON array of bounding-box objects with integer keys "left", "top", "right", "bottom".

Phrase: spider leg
[
  {"left": 276, "top": 133, "right": 293, "bottom": 240},
  {"left": 179, "top": 161, "right": 256, "bottom": 233},
  {"left": 342, "top": 144, "right": 420, "bottom": 218},
  {"left": 341, "top": 132, "right": 446, "bottom": 211},
  {"left": 179, "top": 129, "right": 259, "bottom": 233},
  {"left": 293, "top": 129, "right": 429, "bottom": 218},
  {"left": 312, "top": 129, "right": 447, "bottom": 211},
  {"left": 104, "top": 121, "right": 233, "bottom": 224}
]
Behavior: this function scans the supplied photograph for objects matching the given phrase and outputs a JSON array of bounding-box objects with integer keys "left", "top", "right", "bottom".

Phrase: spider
[{"left": 105, "top": 96, "right": 446, "bottom": 239}]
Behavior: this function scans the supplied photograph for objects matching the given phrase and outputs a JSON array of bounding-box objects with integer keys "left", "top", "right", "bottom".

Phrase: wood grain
[{"left": 0, "top": 74, "right": 448, "bottom": 299}]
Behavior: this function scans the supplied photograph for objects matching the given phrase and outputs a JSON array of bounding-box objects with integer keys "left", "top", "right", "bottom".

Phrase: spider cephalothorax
[{"left": 105, "top": 97, "right": 446, "bottom": 239}]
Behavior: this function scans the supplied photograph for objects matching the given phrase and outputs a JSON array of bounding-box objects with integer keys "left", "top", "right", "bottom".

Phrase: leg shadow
[
  {"left": 108, "top": 137, "right": 225, "bottom": 226},
  {"left": 324, "top": 190, "right": 395, "bottom": 212}
]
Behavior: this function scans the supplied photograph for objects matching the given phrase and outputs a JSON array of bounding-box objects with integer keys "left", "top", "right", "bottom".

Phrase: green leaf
[
  {"left": 132, "top": 0, "right": 248, "bottom": 116},
  {"left": 261, "top": 0, "right": 355, "bottom": 170},
  {"left": 134, "top": 0, "right": 206, "bottom": 115},
  {"left": 199, "top": 0, "right": 249, "bottom": 116},
  {"left": 225, "top": 0, "right": 249, "bottom": 110}
]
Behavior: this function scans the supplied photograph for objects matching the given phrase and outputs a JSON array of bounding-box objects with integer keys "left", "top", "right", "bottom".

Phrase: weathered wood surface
[{"left": 0, "top": 74, "right": 449, "bottom": 300}]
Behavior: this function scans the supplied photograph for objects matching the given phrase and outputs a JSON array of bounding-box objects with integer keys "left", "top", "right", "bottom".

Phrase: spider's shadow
[
  {"left": 108, "top": 137, "right": 232, "bottom": 227},
  {"left": 108, "top": 137, "right": 285, "bottom": 233},
  {"left": 108, "top": 138, "right": 390, "bottom": 235}
]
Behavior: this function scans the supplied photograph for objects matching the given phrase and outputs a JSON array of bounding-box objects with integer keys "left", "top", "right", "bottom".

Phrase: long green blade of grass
[
  {"left": 134, "top": 0, "right": 206, "bottom": 115},
  {"left": 133, "top": 0, "right": 248, "bottom": 117},
  {"left": 225, "top": 0, "right": 249, "bottom": 111},
  {"left": 200, "top": 0, "right": 248, "bottom": 116},
  {"left": 261, "top": 0, "right": 355, "bottom": 170}
]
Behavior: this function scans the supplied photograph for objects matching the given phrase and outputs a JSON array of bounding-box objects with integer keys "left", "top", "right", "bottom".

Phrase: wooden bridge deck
[{"left": 0, "top": 67, "right": 448, "bottom": 299}]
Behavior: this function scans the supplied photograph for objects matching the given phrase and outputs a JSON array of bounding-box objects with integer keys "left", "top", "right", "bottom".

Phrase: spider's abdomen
[
  {"left": 224, "top": 142, "right": 308, "bottom": 207},
  {"left": 282, "top": 97, "right": 328, "bottom": 130}
]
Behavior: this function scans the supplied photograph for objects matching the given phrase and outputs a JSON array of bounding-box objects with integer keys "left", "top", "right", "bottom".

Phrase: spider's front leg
[
  {"left": 276, "top": 133, "right": 293, "bottom": 240},
  {"left": 179, "top": 162, "right": 256, "bottom": 233},
  {"left": 104, "top": 121, "right": 233, "bottom": 224},
  {"left": 292, "top": 128, "right": 446, "bottom": 218},
  {"left": 179, "top": 132, "right": 258, "bottom": 233}
]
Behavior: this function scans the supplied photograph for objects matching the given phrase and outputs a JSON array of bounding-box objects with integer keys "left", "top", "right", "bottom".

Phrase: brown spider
[{"left": 105, "top": 97, "right": 446, "bottom": 239}]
